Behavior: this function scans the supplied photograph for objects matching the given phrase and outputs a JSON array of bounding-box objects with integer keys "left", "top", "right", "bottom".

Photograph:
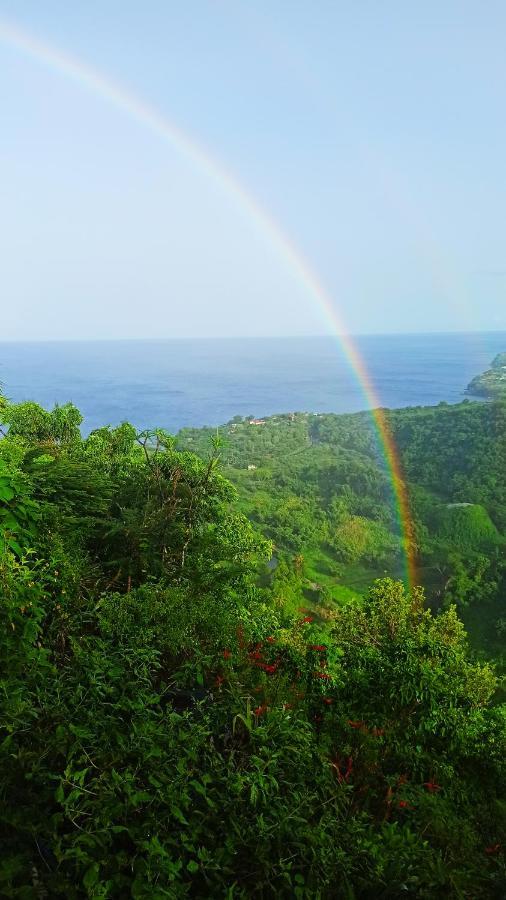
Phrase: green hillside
[{"left": 178, "top": 401, "right": 506, "bottom": 653}]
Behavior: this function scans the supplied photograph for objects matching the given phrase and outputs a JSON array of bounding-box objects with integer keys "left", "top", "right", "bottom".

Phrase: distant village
[{"left": 228, "top": 411, "right": 319, "bottom": 431}]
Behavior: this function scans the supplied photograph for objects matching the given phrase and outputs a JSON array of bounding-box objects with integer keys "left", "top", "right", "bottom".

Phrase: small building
[
  {"left": 249, "top": 419, "right": 266, "bottom": 426},
  {"left": 247, "top": 464, "right": 257, "bottom": 470}
]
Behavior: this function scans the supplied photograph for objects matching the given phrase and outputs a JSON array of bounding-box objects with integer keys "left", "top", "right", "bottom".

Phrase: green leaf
[
  {"left": 7, "top": 539, "right": 23, "bottom": 556},
  {"left": 0, "top": 483, "right": 15, "bottom": 502},
  {"left": 83, "top": 863, "right": 99, "bottom": 890},
  {"left": 172, "top": 806, "right": 189, "bottom": 826}
]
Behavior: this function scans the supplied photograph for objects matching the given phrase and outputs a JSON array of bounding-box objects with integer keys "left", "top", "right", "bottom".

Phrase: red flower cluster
[
  {"left": 398, "top": 799, "right": 412, "bottom": 810},
  {"left": 308, "top": 644, "right": 327, "bottom": 652},
  {"left": 254, "top": 704, "right": 268, "bottom": 717},
  {"left": 423, "top": 781, "right": 441, "bottom": 793},
  {"left": 266, "top": 636, "right": 276, "bottom": 644},
  {"left": 246, "top": 638, "right": 282, "bottom": 675},
  {"left": 222, "top": 649, "right": 232, "bottom": 660},
  {"left": 322, "top": 697, "right": 333, "bottom": 705},
  {"left": 314, "top": 672, "right": 331, "bottom": 680},
  {"left": 262, "top": 663, "right": 278, "bottom": 675},
  {"left": 348, "top": 720, "right": 366, "bottom": 730},
  {"left": 301, "top": 616, "right": 314, "bottom": 624}
]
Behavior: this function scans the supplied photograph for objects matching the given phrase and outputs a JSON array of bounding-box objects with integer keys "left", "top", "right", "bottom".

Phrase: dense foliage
[{"left": 1, "top": 396, "right": 505, "bottom": 897}]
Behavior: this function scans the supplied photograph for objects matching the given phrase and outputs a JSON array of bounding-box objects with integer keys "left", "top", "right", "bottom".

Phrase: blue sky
[{"left": 1, "top": 1, "right": 506, "bottom": 339}]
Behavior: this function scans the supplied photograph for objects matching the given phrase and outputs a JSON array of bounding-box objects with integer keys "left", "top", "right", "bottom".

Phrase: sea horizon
[{"left": 2, "top": 327, "right": 506, "bottom": 344}]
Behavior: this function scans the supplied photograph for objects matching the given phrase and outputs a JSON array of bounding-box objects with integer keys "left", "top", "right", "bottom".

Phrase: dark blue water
[{"left": 0, "top": 332, "right": 504, "bottom": 435}]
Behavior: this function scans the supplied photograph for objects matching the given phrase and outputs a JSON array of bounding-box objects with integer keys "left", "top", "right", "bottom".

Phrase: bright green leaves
[
  {"left": 0, "top": 461, "right": 39, "bottom": 553},
  {"left": 1, "top": 399, "right": 82, "bottom": 446}
]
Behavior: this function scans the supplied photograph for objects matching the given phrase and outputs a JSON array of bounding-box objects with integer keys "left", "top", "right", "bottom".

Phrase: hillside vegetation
[
  {"left": 0, "top": 394, "right": 505, "bottom": 897},
  {"left": 178, "top": 401, "right": 506, "bottom": 655}
]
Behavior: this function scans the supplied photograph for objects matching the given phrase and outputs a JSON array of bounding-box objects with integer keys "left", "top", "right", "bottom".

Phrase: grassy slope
[{"left": 178, "top": 413, "right": 404, "bottom": 608}]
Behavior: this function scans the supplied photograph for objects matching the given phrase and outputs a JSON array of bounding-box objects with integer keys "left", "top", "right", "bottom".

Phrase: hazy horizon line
[{"left": 1, "top": 327, "right": 506, "bottom": 345}]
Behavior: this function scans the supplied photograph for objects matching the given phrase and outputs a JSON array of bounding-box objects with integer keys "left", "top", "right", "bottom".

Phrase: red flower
[
  {"left": 301, "top": 616, "right": 314, "bottom": 624},
  {"left": 215, "top": 675, "right": 224, "bottom": 687},
  {"left": 398, "top": 800, "right": 412, "bottom": 810},
  {"left": 314, "top": 672, "right": 331, "bottom": 680},
  {"left": 423, "top": 781, "right": 441, "bottom": 793},
  {"left": 372, "top": 727, "right": 385, "bottom": 737},
  {"left": 308, "top": 644, "right": 327, "bottom": 652},
  {"left": 348, "top": 720, "right": 365, "bottom": 729},
  {"left": 263, "top": 664, "right": 278, "bottom": 674},
  {"left": 249, "top": 650, "right": 264, "bottom": 661},
  {"left": 485, "top": 843, "right": 501, "bottom": 855},
  {"left": 322, "top": 697, "right": 333, "bottom": 705},
  {"left": 283, "top": 702, "right": 293, "bottom": 710},
  {"left": 222, "top": 649, "right": 232, "bottom": 660},
  {"left": 254, "top": 704, "right": 268, "bottom": 716},
  {"left": 266, "top": 636, "right": 276, "bottom": 644}
]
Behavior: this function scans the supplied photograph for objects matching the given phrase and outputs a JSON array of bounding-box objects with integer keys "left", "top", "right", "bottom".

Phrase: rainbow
[{"left": 0, "top": 18, "right": 416, "bottom": 587}]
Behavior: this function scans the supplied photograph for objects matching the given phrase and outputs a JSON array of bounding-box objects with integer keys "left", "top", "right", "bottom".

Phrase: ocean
[{"left": 0, "top": 332, "right": 505, "bottom": 435}]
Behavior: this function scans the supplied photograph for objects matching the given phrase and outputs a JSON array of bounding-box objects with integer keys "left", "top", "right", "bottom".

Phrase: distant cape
[{"left": 467, "top": 352, "right": 506, "bottom": 398}]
